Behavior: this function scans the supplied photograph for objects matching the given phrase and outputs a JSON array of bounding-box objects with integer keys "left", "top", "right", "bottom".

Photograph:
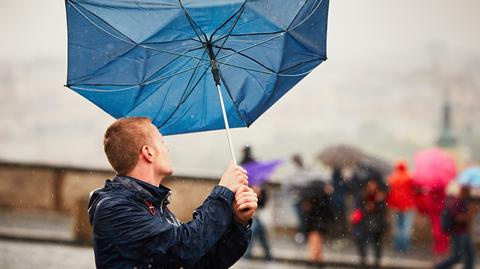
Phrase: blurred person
[
  {"left": 88, "top": 117, "right": 257, "bottom": 269},
  {"left": 349, "top": 161, "right": 387, "bottom": 203},
  {"left": 241, "top": 145, "right": 273, "bottom": 260},
  {"left": 244, "top": 184, "right": 273, "bottom": 260},
  {"left": 288, "top": 154, "right": 313, "bottom": 243},
  {"left": 351, "top": 178, "right": 388, "bottom": 268},
  {"left": 387, "top": 161, "right": 416, "bottom": 253},
  {"left": 435, "top": 186, "right": 477, "bottom": 269},
  {"left": 330, "top": 166, "right": 348, "bottom": 237},
  {"left": 301, "top": 180, "right": 334, "bottom": 262},
  {"left": 240, "top": 144, "right": 255, "bottom": 164}
]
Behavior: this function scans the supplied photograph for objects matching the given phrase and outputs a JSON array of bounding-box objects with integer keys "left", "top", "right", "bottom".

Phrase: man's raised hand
[
  {"left": 233, "top": 185, "right": 258, "bottom": 225},
  {"left": 219, "top": 161, "right": 248, "bottom": 193}
]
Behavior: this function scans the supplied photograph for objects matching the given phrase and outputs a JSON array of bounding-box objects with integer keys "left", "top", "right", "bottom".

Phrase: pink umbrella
[{"left": 413, "top": 148, "right": 457, "bottom": 189}]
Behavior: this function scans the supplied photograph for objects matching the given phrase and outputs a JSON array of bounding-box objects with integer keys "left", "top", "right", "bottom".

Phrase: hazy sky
[{"left": 0, "top": 0, "right": 479, "bottom": 178}]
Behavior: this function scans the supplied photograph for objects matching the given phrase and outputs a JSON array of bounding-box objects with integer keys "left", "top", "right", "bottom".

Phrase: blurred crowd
[{"left": 241, "top": 145, "right": 480, "bottom": 269}]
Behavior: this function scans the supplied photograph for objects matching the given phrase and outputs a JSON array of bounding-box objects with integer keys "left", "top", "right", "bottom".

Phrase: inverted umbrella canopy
[
  {"left": 458, "top": 167, "right": 480, "bottom": 188},
  {"left": 412, "top": 148, "right": 457, "bottom": 189},
  {"left": 65, "top": 0, "right": 329, "bottom": 136}
]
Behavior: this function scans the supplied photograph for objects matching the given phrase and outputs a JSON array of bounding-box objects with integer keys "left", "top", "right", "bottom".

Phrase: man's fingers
[
  {"left": 236, "top": 196, "right": 258, "bottom": 205},
  {"left": 238, "top": 201, "right": 258, "bottom": 211},
  {"left": 235, "top": 188, "right": 256, "bottom": 200},
  {"left": 236, "top": 166, "right": 248, "bottom": 174},
  {"left": 236, "top": 185, "right": 250, "bottom": 196}
]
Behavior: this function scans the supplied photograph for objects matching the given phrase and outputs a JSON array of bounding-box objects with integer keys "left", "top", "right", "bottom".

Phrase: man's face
[{"left": 148, "top": 124, "right": 173, "bottom": 177}]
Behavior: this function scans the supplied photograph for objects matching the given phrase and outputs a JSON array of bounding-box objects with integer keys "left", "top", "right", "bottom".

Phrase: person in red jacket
[{"left": 387, "top": 161, "right": 416, "bottom": 253}]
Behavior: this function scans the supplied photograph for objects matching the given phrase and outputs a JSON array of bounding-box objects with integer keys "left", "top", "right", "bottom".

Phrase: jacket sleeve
[
  {"left": 193, "top": 220, "right": 251, "bottom": 269},
  {"left": 93, "top": 185, "right": 235, "bottom": 268}
]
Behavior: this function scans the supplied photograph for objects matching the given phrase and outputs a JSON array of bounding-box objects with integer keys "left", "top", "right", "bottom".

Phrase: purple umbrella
[{"left": 242, "top": 160, "right": 283, "bottom": 186}]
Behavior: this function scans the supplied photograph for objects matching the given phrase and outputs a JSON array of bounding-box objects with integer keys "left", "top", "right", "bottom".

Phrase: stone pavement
[{"left": 0, "top": 210, "right": 478, "bottom": 268}]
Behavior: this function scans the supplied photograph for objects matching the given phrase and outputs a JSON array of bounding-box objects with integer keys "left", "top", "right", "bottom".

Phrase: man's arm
[{"left": 192, "top": 186, "right": 257, "bottom": 269}]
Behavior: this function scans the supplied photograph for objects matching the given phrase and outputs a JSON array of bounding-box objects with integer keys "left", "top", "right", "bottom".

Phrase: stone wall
[{"left": 0, "top": 162, "right": 221, "bottom": 222}]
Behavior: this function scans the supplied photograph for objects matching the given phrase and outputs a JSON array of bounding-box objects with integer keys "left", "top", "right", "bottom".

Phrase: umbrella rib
[
  {"left": 68, "top": 60, "right": 211, "bottom": 92},
  {"left": 144, "top": 58, "right": 210, "bottom": 85},
  {"left": 178, "top": 0, "right": 208, "bottom": 42},
  {"left": 142, "top": 45, "right": 204, "bottom": 84},
  {"left": 139, "top": 44, "right": 209, "bottom": 63},
  {"left": 212, "top": 45, "right": 276, "bottom": 74},
  {"left": 287, "top": 0, "right": 325, "bottom": 31},
  {"left": 157, "top": 67, "right": 210, "bottom": 129},
  {"left": 70, "top": 0, "right": 180, "bottom": 9},
  {"left": 213, "top": 1, "right": 247, "bottom": 59},
  {"left": 177, "top": 49, "right": 209, "bottom": 104},
  {"left": 69, "top": 84, "right": 139, "bottom": 93},
  {"left": 210, "top": 0, "right": 247, "bottom": 43},
  {"left": 141, "top": 37, "right": 199, "bottom": 46},
  {"left": 216, "top": 57, "right": 325, "bottom": 77},
  {"left": 216, "top": 32, "right": 284, "bottom": 62},
  {"left": 220, "top": 30, "right": 286, "bottom": 39}
]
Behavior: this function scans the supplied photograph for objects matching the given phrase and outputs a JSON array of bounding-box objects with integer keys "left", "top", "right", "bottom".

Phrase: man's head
[{"left": 104, "top": 117, "right": 173, "bottom": 179}]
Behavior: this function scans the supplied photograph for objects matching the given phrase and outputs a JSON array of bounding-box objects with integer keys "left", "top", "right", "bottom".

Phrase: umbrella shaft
[
  {"left": 216, "top": 84, "right": 237, "bottom": 165},
  {"left": 206, "top": 43, "right": 221, "bottom": 86}
]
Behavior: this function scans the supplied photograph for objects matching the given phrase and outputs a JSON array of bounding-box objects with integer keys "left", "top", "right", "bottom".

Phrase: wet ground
[
  {"left": 3, "top": 210, "right": 479, "bottom": 269},
  {"left": 0, "top": 239, "right": 323, "bottom": 269}
]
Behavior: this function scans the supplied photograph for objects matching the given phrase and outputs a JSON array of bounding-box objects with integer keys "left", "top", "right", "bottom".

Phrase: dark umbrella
[
  {"left": 318, "top": 144, "right": 367, "bottom": 168},
  {"left": 65, "top": 0, "right": 330, "bottom": 164}
]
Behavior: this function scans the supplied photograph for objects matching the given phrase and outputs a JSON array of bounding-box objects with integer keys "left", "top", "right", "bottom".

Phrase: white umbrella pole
[{"left": 216, "top": 84, "right": 238, "bottom": 165}]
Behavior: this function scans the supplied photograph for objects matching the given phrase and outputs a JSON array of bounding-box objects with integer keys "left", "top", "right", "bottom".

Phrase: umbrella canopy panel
[{"left": 66, "top": 0, "right": 329, "bottom": 135}]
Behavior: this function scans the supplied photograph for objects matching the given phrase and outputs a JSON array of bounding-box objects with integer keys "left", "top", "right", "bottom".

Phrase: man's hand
[
  {"left": 233, "top": 185, "right": 258, "bottom": 226},
  {"left": 219, "top": 161, "right": 248, "bottom": 193}
]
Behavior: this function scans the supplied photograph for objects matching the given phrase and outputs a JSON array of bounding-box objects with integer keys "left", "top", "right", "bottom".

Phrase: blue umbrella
[
  {"left": 65, "top": 0, "right": 329, "bottom": 163},
  {"left": 458, "top": 167, "right": 480, "bottom": 188}
]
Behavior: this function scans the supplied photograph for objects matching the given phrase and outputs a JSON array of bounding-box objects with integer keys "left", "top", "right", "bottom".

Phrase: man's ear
[{"left": 141, "top": 145, "right": 154, "bottom": 162}]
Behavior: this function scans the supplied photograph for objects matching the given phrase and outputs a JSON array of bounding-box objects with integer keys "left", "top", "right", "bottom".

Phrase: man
[{"left": 88, "top": 117, "right": 258, "bottom": 269}]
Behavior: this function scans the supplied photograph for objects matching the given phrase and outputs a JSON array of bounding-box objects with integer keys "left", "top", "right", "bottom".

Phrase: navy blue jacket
[{"left": 88, "top": 176, "right": 251, "bottom": 269}]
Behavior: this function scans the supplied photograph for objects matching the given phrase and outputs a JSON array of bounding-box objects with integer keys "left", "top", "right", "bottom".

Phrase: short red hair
[{"left": 103, "top": 117, "right": 153, "bottom": 175}]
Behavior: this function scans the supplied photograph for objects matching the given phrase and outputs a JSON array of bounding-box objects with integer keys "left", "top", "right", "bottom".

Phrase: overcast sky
[{"left": 0, "top": 0, "right": 479, "bottom": 178}]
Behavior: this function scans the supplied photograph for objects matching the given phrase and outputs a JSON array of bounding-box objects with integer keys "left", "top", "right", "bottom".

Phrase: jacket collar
[{"left": 112, "top": 175, "right": 171, "bottom": 205}]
